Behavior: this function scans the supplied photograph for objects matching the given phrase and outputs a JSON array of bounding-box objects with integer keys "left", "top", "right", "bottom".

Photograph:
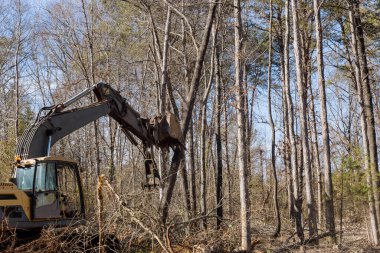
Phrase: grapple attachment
[{"left": 150, "top": 113, "right": 182, "bottom": 147}]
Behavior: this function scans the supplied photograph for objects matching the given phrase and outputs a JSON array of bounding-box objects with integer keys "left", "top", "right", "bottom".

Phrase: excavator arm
[
  {"left": 0, "top": 83, "right": 178, "bottom": 230},
  {"left": 16, "top": 83, "right": 181, "bottom": 160}
]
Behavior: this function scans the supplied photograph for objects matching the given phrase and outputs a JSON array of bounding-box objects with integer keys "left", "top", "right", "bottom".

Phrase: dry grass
[
  {"left": 0, "top": 184, "right": 378, "bottom": 253},
  {"left": 0, "top": 217, "right": 378, "bottom": 253}
]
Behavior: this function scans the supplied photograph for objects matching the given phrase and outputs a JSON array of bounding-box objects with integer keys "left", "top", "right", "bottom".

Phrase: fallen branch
[
  {"left": 273, "top": 232, "right": 335, "bottom": 253},
  {"left": 173, "top": 205, "right": 220, "bottom": 228},
  {"left": 102, "top": 177, "right": 170, "bottom": 253}
]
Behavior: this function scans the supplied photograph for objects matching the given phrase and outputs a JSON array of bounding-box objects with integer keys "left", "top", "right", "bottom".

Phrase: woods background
[{"left": 0, "top": 0, "right": 380, "bottom": 252}]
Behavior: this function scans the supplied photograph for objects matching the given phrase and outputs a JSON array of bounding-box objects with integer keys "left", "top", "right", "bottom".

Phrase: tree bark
[
  {"left": 160, "top": 6, "right": 171, "bottom": 115},
  {"left": 284, "top": 0, "right": 304, "bottom": 243},
  {"left": 277, "top": 9, "right": 294, "bottom": 220},
  {"left": 267, "top": 0, "right": 280, "bottom": 238},
  {"left": 14, "top": 0, "right": 22, "bottom": 142},
  {"left": 291, "top": 0, "right": 317, "bottom": 239},
  {"left": 309, "top": 84, "right": 324, "bottom": 231},
  {"left": 234, "top": 0, "right": 251, "bottom": 250},
  {"left": 199, "top": 21, "right": 218, "bottom": 229},
  {"left": 189, "top": 120, "right": 196, "bottom": 216},
  {"left": 215, "top": 42, "right": 223, "bottom": 230},
  {"left": 348, "top": 2, "right": 380, "bottom": 244},
  {"left": 313, "top": 0, "right": 336, "bottom": 241},
  {"left": 223, "top": 81, "right": 233, "bottom": 218},
  {"left": 352, "top": 0, "right": 380, "bottom": 226},
  {"left": 200, "top": 102, "right": 208, "bottom": 229},
  {"left": 81, "top": 0, "right": 100, "bottom": 177}
]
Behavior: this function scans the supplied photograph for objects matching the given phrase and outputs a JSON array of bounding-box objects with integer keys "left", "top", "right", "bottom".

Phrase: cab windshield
[{"left": 15, "top": 166, "right": 35, "bottom": 190}]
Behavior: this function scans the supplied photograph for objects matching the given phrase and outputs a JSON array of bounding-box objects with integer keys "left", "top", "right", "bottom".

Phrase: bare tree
[
  {"left": 234, "top": 0, "right": 251, "bottom": 250},
  {"left": 284, "top": 0, "right": 304, "bottom": 242},
  {"left": 347, "top": 0, "right": 380, "bottom": 244},
  {"left": 215, "top": 39, "right": 223, "bottom": 230},
  {"left": 267, "top": 0, "right": 280, "bottom": 238},
  {"left": 313, "top": 0, "right": 336, "bottom": 241},
  {"left": 291, "top": 0, "right": 317, "bottom": 239},
  {"left": 159, "top": 0, "right": 217, "bottom": 226},
  {"left": 12, "top": 0, "right": 28, "bottom": 142}
]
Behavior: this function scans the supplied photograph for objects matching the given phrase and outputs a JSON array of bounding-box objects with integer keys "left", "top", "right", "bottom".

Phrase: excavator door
[
  {"left": 56, "top": 162, "right": 83, "bottom": 218},
  {"left": 33, "top": 161, "right": 60, "bottom": 219},
  {"left": 31, "top": 159, "right": 84, "bottom": 220}
]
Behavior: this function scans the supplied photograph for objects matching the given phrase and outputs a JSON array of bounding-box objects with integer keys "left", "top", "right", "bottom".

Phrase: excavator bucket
[{"left": 151, "top": 113, "right": 182, "bottom": 147}]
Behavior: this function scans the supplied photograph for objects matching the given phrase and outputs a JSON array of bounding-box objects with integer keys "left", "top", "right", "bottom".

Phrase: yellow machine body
[{"left": 0, "top": 157, "right": 85, "bottom": 230}]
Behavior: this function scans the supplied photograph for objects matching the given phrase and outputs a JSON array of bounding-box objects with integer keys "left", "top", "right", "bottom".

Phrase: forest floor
[
  {"left": 249, "top": 220, "right": 380, "bottom": 253},
  {"left": 1, "top": 219, "right": 379, "bottom": 252}
]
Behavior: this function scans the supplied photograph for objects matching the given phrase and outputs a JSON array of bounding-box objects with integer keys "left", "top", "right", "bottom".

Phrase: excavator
[{"left": 0, "top": 83, "right": 181, "bottom": 231}]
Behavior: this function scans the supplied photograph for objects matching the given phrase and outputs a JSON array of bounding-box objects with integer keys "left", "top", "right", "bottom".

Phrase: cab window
[
  {"left": 35, "top": 162, "right": 57, "bottom": 191},
  {"left": 57, "top": 163, "right": 80, "bottom": 217},
  {"left": 16, "top": 166, "right": 35, "bottom": 190}
]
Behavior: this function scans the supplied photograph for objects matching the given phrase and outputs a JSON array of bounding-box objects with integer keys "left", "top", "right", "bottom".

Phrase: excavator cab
[{"left": 0, "top": 157, "right": 85, "bottom": 230}]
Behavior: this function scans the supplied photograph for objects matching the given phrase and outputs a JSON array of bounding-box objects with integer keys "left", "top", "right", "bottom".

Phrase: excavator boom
[{"left": 16, "top": 83, "right": 181, "bottom": 159}]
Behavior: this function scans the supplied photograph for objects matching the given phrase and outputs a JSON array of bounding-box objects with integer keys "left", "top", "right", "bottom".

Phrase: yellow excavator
[{"left": 0, "top": 83, "right": 181, "bottom": 231}]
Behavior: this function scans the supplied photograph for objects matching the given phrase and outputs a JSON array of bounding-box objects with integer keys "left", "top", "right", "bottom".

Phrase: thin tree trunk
[
  {"left": 291, "top": 0, "right": 317, "bottom": 239},
  {"left": 277, "top": 11, "right": 294, "bottom": 220},
  {"left": 14, "top": 0, "right": 22, "bottom": 143},
  {"left": 313, "top": 0, "right": 336, "bottom": 241},
  {"left": 157, "top": 6, "right": 171, "bottom": 202},
  {"left": 223, "top": 83, "right": 233, "bottom": 218},
  {"left": 200, "top": 103, "right": 208, "bottom": 229},
  {"left": 189, "top": 120, "right": 196, "bottom": 216},
  {"left": 282, "top": 79, "right": 294, "bottom": 221},
  {"left": 352, "top": 0, "right": 380, "bottom": 226},
  {"left": 348, "top": 3, "right": 380, "bottom": 245},
  {"left": 215, "top": 43, "right": 223, "bottom": 229},
  {"left": 267, "top": 0, "right": 280, "bottom": 238},
  {"left": 160, "top": 6, "right": 171, "bottom": 115},
  {"left": 284, "top": 0, "right": 304, "bottom": 243},
  {"left": 309, "top": 84, "right": 323, "bottom": 230},
  {"left": 234, "top": 0, "right": 251, "bottom": 250},
  {"left": 81, "top": 0, "right": 100, "bottom": 177}
]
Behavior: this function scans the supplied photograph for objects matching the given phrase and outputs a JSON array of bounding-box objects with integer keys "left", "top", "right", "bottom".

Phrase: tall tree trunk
[
  {"left": 309, "top": 84, "right": 324, "bottom": 231},
  {"left": 160, "top": 6, "right": 171, "bottom": 115},
  {"left": 277, "top": 10, "right": 294, "bottom": 220},
  {"left": 283, "top": 90, "right": 294, "bottom": 220},
  {"left": 189, "top": 120, "right": 196, "bottom": 216},
  {"left": 223, "top": 83, "right": 233, "bottom": 218},
  {"left": 291, "top": 0, "right": 317, "bottom": 239},
  {"left": 348, "top": 2, "right": 380, "bottom": 245},
  {"left": 14, "top": 0, "right": 22, "bottom": 143},
  {"left": 234, "top": 0, "right": 251, "bottom": 250},
  {"left": 284, "top": 0, "right": 304, "bottom": 242},
  {"left": 267, "top": 0, "right": 280, "bottom": 238},
  {"left": 200, "top": 103, "right": 208, "bottom": 229},
  {"left": 352, "top": 0, "right": 380, "bottom": 226},
  {"left": 200, "top": 19, "right": 219, "bottom": 230},
  {"left": 215, "top": 43, "right": 223, "bottom": 229},
  {"left": 81, "top": 0, "right": 100, "bottom": 177},
  {"left": 159, "top": 6, "right": 171, "bottom": 200},
  {"left": 313, "top": 0, "right": 336, "bottom": 241}
]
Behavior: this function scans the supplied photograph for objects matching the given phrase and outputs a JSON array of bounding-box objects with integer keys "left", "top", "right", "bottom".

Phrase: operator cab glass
[
  {"left": 15, "top": 165, "right": 35, "bottom": 190},
  {"left": 35, "top": 162, "right": 57, "bottom": 192}
]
